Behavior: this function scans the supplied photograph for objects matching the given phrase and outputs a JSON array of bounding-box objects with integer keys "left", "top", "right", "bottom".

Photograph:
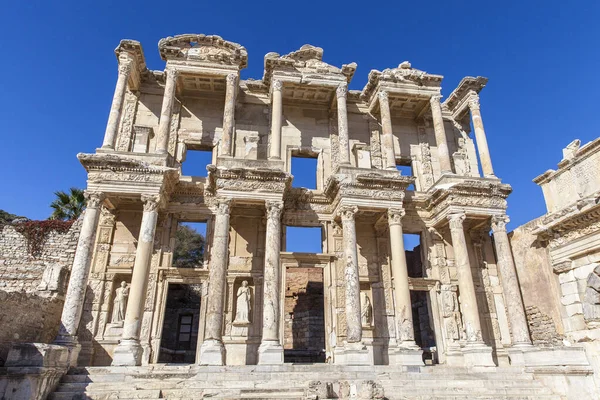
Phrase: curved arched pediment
[{"left": 158, "top": 34, "right": 248, "bottom": 69}]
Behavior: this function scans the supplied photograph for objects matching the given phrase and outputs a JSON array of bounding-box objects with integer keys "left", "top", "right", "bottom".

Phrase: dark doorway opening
[
  {"left": 158, "top": 283, "right": 201, "bottom": 364},
  {"left": 284, "top": 267, "right": 326, "bottom": 363},
  {"left": 411, "top": 290, "right": 437, "bottom": 364}
]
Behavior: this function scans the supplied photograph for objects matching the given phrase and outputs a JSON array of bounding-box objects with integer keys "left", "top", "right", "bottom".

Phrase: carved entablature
[
  {"left": 262, "top": 44, "right": 356, "bottom": 88},
  {"left": 443, "top": 76, "right": 488, "bottom": 119},
  {"left": 114, "top": 39, "right": 149, "bottom": 90},
  {"left": 325, "top": 171, "right": 414, "bottom": 208},
  {"left": 169, "top": 181, "right": 206, "bottom": 205},
  {"left": 426, "top": 180, "right": 511, "bottom": 222},
  {"left": 535, "top": 205, "right": 600, "bottom": 250},
  {"left": 158, "top": 34, "right": 248, "bottom": 70},
  {"left": 283, "top": 188, "right": 331, "bottom": 213},
  {"left": 206, "top": 165, "right": 292, "bottom": 197},
  {"left": 79, "top": 153, "right": 179, "bottom": 198}
]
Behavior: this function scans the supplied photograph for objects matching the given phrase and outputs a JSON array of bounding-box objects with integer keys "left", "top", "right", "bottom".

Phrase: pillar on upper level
[
  {"left": 430, "top": 95, "right": 453, "bottom": 175},
  {"left": 379, "top": 91, "right": 397, "bottom": 169},
  {"left": 491, "top": 215, "right": 532, "bottom": 346},
  {"left": 220, "top": 73, "right": 238, "bottom": 157},
  {"left": 447, "top": 212, "right": 494, "bottom": 366},
  {"left": 112, "top": 195, "right": 160, "bottom": 366},
  {"left": 387, "top": 208, "right": 424, "bottom": 366},
  {"left": 269, "top": 80, "right": 283, "bottom": 160},
  {"left": 337, "top": 83, "right": 351, "bottom": 165},
  {"left": 468, "top": 93, "right": 495, "bottom": 178},
  {"left": 54, "top": 192, "right": 105, "bottom": 365},
  {"left": 258, "top": 200, "right": 284, "bottom": 364},
  {"left": 199, "top": 199, "right": 231, "bottom": 365},
  {"left": 102, "top": 58, "right": 133, "bottom": 150},
  {"left": 156, "top": 68, "right": 179, "bottom": 155}
]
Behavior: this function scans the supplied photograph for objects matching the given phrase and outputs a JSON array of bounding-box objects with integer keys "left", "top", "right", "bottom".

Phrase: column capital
[
  {"left": 387, "top": 208, "right": 406, "bottom": 226},
  {"left": 447, "top": 212, "right": 466, "bottom": 231},
  {"left": 165, "top": 67, "right": 179, "bottom": 81},
  {"left": 141, "top": 194, "right": 160, "bottom": 212},
  {"left": 215, "top": 198, "right": 232, "bottom": 216},
  {"left": 272, "top": 79, "right": 283, "bottom": 93},
  {"left": 491, "top": 214, "right": 509, "bottom": 233},
  {"left": 118, "top": 60, "right": 133, "bottom": 76},
  {"left": 336, "top": 83, "right": 348, "bottom": 98},
  {"left": 265, "top": 200, "right": 284, "bottom": 219},
  {"left": 378, "top": 90, "right": 389, "bottom": 102},
  {"left": 226, "top": 73, "right": 238, "bottom": 86},
  {"left": 468, "top": 93, "right": 481, "bottom": 111},
  {"left": 338, "top": 205, "right": 358, "bottom": 221},
  {"left": 84, "top": 191, "right": 106, "bottom": 209},
  {"left": 430, "top": 94, "right": 442, "bottom": 104}
]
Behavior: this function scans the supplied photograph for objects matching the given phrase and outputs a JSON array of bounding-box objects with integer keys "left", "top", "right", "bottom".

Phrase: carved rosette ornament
[
  {"left": 387, "top": 208, "right": 406, "bottom": 226},
  {"left": 141, "top": 194, "right": 160, "bottom": 212},
  {"left": 336, "top": 83, "right": 348, "bottom": 98},
  {"left": 448, "top": 212, "right": 466, "bottom": 231},
  {"left": 491, "top": 215, "right": 509, "bottom": 233},
  {"left": 85, "top": 191, "right": 106, "bottom": 209}
]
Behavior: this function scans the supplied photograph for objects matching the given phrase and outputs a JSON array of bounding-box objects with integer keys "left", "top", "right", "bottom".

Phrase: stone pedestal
[
  {"left": 388, "top": 348, "right": 424, "bottom": 366},
  {"left": 257, "top": 341, "right": 284, "bottom": 365},
  {"left": 111, "top": 339, "right": 143, "bottom": 366},
  {"left": 334, "top": 342, "right": 372, "bottom": 366},
  {"left": 462, "top": 343, "right": 495, "bottom": 367},
  {"left": 199, "top": 339, "right": 225, "bottom": 366}
]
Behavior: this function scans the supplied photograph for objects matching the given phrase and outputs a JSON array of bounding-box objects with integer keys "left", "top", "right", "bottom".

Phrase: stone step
[{"left": 49, "top": 389, "right": 162, "bottom": 400}]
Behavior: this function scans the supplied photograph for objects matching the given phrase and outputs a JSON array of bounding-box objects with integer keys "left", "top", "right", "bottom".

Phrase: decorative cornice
[
  {"left": 443, "top": 76, "right": 488, "bottom": 115},
  {"left": 158, "top": 34, "right": 248, "bottom": 69}
]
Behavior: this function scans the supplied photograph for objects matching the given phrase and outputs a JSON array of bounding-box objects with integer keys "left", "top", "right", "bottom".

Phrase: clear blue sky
[{"left": 1, "top": 1, "right": 599, "bottom": 241}]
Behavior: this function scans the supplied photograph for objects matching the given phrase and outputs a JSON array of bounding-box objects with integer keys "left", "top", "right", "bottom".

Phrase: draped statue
[
  {"left": 234, "top": 280, "right": 251, "bottom": 324},
  {"left": 111, "top": 281, "right": 129, "bottom": 323}
]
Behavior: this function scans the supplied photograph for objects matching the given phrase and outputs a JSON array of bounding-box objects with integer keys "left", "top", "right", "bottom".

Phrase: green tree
[
  {"left": 173, "top": 224, "right": 205, "bottom": 268},
  {"left": 0, "top": 209, "right": 21, "bottom": 224},
  {"left": 50, "top": 188, "right": 86, "bottom": 220}
]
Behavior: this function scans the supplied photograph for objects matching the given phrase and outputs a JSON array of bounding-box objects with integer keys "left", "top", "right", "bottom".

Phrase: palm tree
[{"left": 50, "top": 188, "right": 86, "bottom": 220}]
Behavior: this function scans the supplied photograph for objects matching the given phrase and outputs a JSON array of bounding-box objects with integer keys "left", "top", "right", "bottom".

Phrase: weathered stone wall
[{"left": 0, "top": 219, "right": 81, "bottom": 364}]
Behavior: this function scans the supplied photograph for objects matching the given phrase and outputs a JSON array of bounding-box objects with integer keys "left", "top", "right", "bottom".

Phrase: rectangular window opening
[
  {"left": 182, "top": 148, "right": 213, "bottom": 177},
  {"left": 173, "top": 222, "right": 207, "bottom": 268},
  {"left": 396, "top": 160, "right": 415, "bottom": 190},
  {"left": 285, "top": 226, "right": 323, "bottom": 253},
  {"left": 404, "top": 233, "right": 423, "bottom": 278},
  {"left": 291, "top": 155, "right": 318, "bottom": 189}
]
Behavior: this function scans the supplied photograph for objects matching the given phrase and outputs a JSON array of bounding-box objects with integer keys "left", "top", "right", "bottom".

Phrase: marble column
[
  {"left": 378, "top": 91, "right": 397, "bottom": 169},
  {"left": 491, "top": 215, "right": 532, "bottom": 346},
  {"left": 468, "top": 94, "right": 495, "bottom": 177},
  {"left": 258, "top": 200, "right": 284, "bottom": 364},
  {"left": 430, "top": 95, "right": 452, "bottom": 175},
  {"left": 156, "top": 68, "right": 179, "bottom": 154},
  {"left": 447, "top": 212, "right": 494, "bottom": 366},
  {"left": 220, "top": 73, "right": 238, "bottom": 157},
  {"left": 339, "top": 206, "right": 362, "bottom": 343},
  {"left": 112, "top": 195, "right": 160, "bottom": 366},
  {"left": 54, "top": 192, "right": 105, "bottom": 359},
  {"left": 269, "top": 80, "right": 283, "bottom": 160},
  {"left": 337, "top": 83, "right": 351, "bottom": 165},
  {"left": 200, "top": 199, "right": 231, "bottom": 365},
  {"left": 102, "top": 60, "right": 132, "bottom": 149},
  {"left": 447, "top": 213, "right": 482, "bottom": 343}
]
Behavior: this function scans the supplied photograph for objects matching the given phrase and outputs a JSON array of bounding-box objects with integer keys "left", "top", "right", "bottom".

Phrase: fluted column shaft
[
  {"left": 379, "top": 91, "right": 397, "bottom": 169},
  {"left": 340, "top": 206, "right": 362, "bottom": 343},
  {"left": 269, "top": 80, "right": 283, "bottom": 160},
  {"left": 448, "top": 213, "right": 483, "bottom": 343},
  {"left": 112, "top": 195, "right": 160, "bottom": 366},
  {"left": 102, "top": 61, "right": 132, "bottom": 149},
  {"left": 387, "top": 209, "right": 417, "bottom": 346},
  {"left": 430, "top": 95, "right": 452, "bottom": 174},
  {"left": 337, "top": 83, "right": 350, "bottom": 165},
  {"left": 156, "top": 68, "right": 179, "bottom": 154},
  {"left": 54, "top": 192, "right": 105, "bottom": 347},
  {"left": 491, "top": 215, "right": 532, "bottom": 345},
  {"left": 468, "top": 95, "right": 495, "bottom": 177},
  {"left": 258, "top": 201, "right": 284, "bottom": 364},
  {"left": 220, "top": 73, "right": 238, "bottom": 157}
]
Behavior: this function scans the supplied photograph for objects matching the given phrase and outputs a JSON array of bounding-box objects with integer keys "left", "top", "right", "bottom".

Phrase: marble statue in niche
[
  {"left": 361, "top": 291, "right": 372, "bottom": 327},
  {"left": 111, "top": 281, "right": 130, "bottom": 323},
  {"left": 234, "top": 280, "right": 252, "bottom": 324}
]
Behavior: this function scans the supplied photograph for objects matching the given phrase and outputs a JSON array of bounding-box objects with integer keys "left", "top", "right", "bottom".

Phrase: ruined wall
[{"left": 0, "top": 220, "right": 82, "bottom": 364}]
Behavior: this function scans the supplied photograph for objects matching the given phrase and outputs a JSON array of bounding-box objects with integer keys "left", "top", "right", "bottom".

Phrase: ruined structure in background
[{"left": 1, "top": 34, "right": 599, "bottom": 399}]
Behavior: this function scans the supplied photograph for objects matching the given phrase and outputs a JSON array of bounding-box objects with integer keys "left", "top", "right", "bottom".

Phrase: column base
[
  {"left": 388, "top": 344, "right": 424, "bottom": 366},
  {"left": 462, "top": 342, "right": 495, "bottom": 367},
  {"left": 257, "top": 341, "right": 284, "bottom": 365},
  {"left": 53, "top": 335, "right": 82, "bottom": 367},
  {"left": 507, "top": 343, "right": 534, "bottom": 366},
  {"left": 334, "top": 342, "right": 372, "bottom": 365},
  {"left": 111, "top": 339, "right": 143, "bottom": 366},
  {"left": 199, "top": 339, "right": 225, "bottom": 366}
]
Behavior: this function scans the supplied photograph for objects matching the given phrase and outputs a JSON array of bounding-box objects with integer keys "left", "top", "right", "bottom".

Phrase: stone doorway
[
  {"left": 411, "top": 290, "right": 437, "bottom": 364},
  {"left": 283, "top": 266, "right": 326, "bottom": 363},
  {"left": 158, "top": 283, "right": 201, "bottom": 364}
]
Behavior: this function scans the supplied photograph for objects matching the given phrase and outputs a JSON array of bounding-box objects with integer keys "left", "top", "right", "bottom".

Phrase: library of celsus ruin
[{"left": 2, "top": 34, "right": 600, "bottom": 399}]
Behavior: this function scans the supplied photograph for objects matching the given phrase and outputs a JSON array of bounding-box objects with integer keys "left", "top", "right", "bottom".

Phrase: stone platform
[{"left": 48, "top": 364, "right": 567, "bottom": 400}]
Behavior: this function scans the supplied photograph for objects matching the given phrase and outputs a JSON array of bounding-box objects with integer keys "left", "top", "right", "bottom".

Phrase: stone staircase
[{"left": 48, "top": 364, "right": 565, "bottom": 400}]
